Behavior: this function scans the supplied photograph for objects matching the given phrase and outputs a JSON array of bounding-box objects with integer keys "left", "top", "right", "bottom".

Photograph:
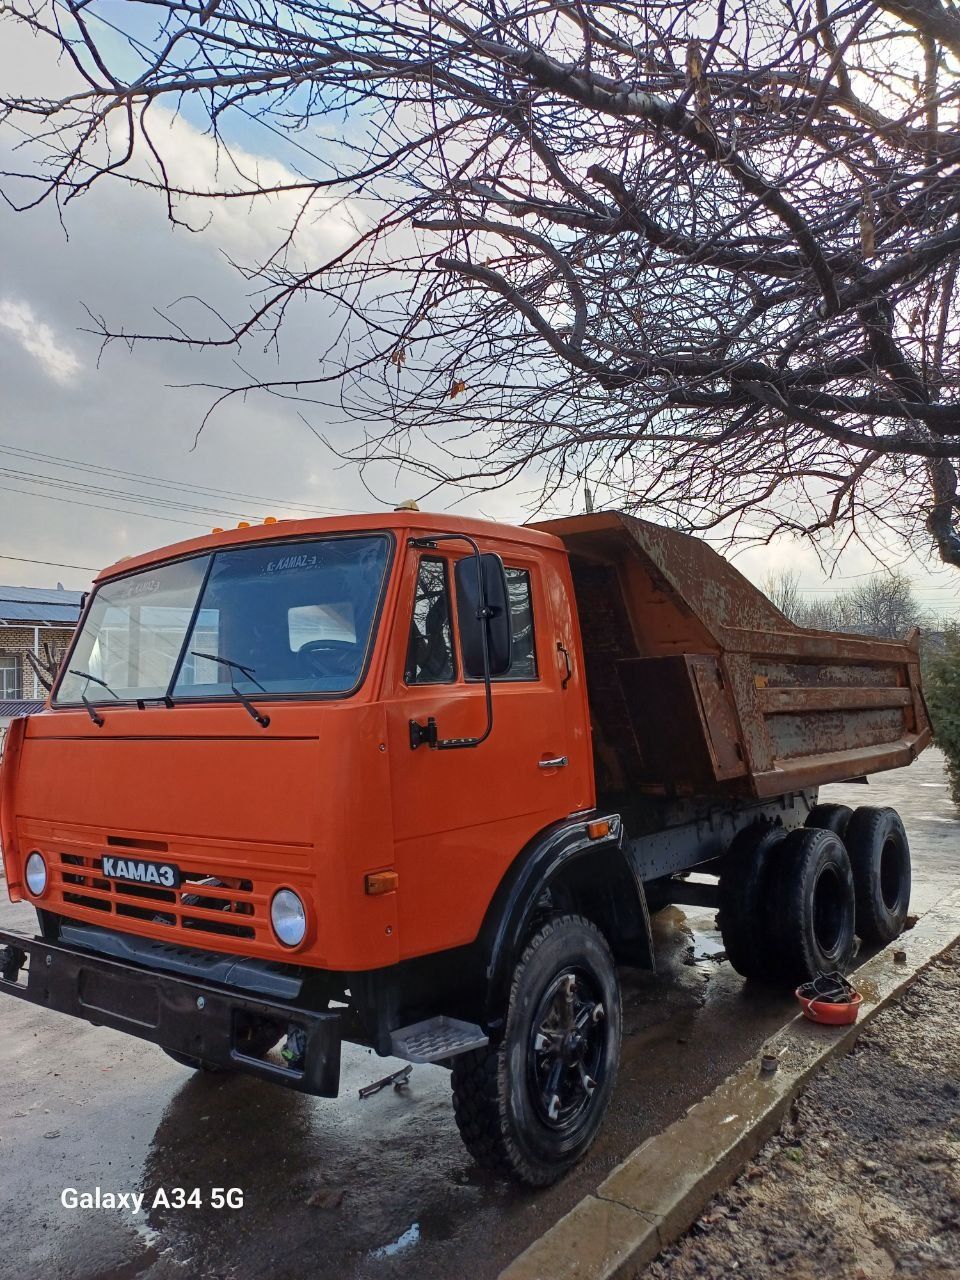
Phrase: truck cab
[{"left": 0, "top": 510, "right": 928, "bottom": 1185}]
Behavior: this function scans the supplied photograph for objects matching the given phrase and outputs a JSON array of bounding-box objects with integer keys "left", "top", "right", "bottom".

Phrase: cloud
[
  {"left": 0, "top": 296, "right": 81, "bottom": 383},
  {"left": 116, "top": 108, "right": 359, "bottom": 268}
]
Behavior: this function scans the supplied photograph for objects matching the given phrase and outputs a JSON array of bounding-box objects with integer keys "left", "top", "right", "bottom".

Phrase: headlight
[
  {"left": 25, "top": 851, "right": 47, "bottom": 897},
  {"left": 270, "top": 888, "right": 307, "bottom": 947}
]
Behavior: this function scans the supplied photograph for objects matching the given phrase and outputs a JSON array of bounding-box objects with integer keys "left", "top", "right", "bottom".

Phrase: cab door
[{"left": 384, "top": 540, "right": 587, "bottom": 960}]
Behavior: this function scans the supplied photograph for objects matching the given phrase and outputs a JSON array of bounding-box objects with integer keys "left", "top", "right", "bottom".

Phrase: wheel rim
[
  {"left": 880, "top": 836, "right": 906, "bottom": 912},
  {"left": 813, "top": 864, "right": 846, "bottom": 957},
  {"left": 527, "top": 968, "right": 607, "bottom": 1132}
]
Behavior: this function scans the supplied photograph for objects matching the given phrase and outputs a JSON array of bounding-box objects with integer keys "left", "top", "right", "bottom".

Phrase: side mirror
[{"left": 455, "top": 553, "right": 512, "bottom": 679}]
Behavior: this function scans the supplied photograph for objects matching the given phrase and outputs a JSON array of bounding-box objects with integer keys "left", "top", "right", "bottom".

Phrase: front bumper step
[
  {"left": 390, "top": 1015, "right": 488, "bottom": 1062},
  {"left": 0, "top": 928, "right": 340, "bottom": 1096}
]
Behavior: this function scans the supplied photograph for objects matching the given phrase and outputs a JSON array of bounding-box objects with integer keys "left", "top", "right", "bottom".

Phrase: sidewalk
[{"left": 644, "top": 944, "right": 960, "bottom": 1279}]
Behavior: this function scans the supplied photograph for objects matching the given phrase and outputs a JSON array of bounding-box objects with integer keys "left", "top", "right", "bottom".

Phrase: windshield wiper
[
  {"left": 190, "top": 652, "right": 270, "bottom": 729},
  {"left": 69, "top": 669, "right": 119, "bottom": 727},
  {"left": 70, "top": 669, "right": 119, "bottom": 698}
]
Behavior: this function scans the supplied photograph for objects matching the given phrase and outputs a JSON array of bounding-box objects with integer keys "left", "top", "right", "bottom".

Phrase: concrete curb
[{"left": 500, "top": 888, "right": 960, "bottom": 1280}]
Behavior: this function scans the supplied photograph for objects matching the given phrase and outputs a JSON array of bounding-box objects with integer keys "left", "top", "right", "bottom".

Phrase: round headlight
[
  {"left": 25, "top": 851, "right": 47, "bottom": 897},
  {"left": 270, "top": 888, "right": 307, "bottom": 947}
]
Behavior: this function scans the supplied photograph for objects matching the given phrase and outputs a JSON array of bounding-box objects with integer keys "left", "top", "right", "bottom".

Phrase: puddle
[
  {"left": 370, "top": 1222, "right": 420, "bottom": 1260},
  {"left": 855, "top": 977, "right": 880, "bottom": 1003},
  {"left": 689, "top": 929, "right": 727, "bottom": 963},
  {"left": 130, "top": 1214, "right": 161, "bottom": 1251}
]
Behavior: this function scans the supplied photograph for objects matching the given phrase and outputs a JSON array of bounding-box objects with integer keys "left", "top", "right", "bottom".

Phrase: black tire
[
  {"left": 451, "top": 915, "right": 621, "bottom": 1186},
  {"left": 769, "top": 827, "right": 856, "bottom": 983},
  {"left": 805, "top": 803, "right": 854, "bottom": 839},
  {"left": 718, "top": 824, "right": 788, "bottom": 980},
  {"left": 844, "top": 806, "right": 911, "bottom": 946}
]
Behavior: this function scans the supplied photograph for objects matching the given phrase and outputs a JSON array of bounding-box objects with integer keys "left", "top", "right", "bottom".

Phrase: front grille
[{"left": 53, "top": 853, "right": 260, "bottom": 942}]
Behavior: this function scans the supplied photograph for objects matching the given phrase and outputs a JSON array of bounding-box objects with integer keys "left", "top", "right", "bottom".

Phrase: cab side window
[
  {"left": 405, "top": 557, "right": 456, "bottom": 684},
  {"left": 503, "top": 568, "right": 538, "bottom": 680}
]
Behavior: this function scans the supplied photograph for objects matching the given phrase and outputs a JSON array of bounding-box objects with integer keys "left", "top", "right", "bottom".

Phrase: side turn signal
[{"left": 586, "top": 819, "right": 610, "bottom": 840}]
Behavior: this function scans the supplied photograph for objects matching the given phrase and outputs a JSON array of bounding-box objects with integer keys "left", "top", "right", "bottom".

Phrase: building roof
[
  {"left": 0, "top": 584, "right": 83, "bottom": 627},
  {"left": 0, "top": 699, "right": 45, "bottom": 719}
]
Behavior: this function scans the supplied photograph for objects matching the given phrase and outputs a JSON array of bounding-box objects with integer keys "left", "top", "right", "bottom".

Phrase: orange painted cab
[{"left": 0, "top": 512, "right": 593, "bottom": 975}]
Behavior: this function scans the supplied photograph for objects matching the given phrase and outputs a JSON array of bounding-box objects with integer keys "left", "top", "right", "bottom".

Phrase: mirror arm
[{"left": 407, "top": 535, "right": 494, "bottom": 750}]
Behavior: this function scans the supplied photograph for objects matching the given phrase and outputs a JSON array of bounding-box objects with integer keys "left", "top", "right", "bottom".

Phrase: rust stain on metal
[{"left": 533, "top": 512, "right": 932, "bottom": 800}]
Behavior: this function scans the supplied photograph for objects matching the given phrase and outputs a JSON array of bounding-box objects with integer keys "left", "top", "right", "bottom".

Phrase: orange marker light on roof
[
  {"left": 264, "top": 516, "right": 277, "bottom": 525},
  {"left": 237, "top": 521, "right": 251, "bottom": 529},
  {"left": 212, "top": 527, "right": 224, "bottom": 533}
]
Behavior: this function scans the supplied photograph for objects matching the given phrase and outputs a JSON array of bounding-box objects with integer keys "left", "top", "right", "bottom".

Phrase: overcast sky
[{"left": 2, "top": 17, "right": 960, "bottom": 621}]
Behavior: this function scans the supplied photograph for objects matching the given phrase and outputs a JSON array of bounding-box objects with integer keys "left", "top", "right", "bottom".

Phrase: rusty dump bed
[{"left": 532, "top": 513, "right": 932, "bottom": 801}]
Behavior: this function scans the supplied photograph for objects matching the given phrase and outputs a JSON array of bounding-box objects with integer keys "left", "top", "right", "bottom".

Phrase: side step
[{"left": 389, "top": 1016, "right": 489, "bottom": 1063}]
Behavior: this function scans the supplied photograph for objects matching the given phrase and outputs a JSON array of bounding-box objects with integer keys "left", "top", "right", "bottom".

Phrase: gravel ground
[{"left": 645, "top": 945, "right": 960, "bottom": 1280}]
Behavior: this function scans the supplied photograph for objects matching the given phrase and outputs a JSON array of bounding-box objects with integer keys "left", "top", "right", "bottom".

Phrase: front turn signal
[{"left": 365, "top": 870, "right": 399, "bottom": 896}]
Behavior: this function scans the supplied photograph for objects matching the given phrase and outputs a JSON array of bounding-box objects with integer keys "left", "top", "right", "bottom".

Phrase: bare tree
[
  {"left": 766, "top": 567, "right": 927, "bottom": 635},
  {"left": 842, "top": 570, "right": 927, "bottom": 637},
  {"left": 5, "top": 2, "right": 960, "bottom": 566},
  {"left": 762, "top": 569, "right": 807, "bottom": 622},
  {"left": 802, "top": 595, "right": 846, "bottom": 631}
]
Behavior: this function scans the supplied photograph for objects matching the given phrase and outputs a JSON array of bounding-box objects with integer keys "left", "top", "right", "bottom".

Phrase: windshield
[{"left": 56, "top": 535, "right": 392, "bottom": 705}]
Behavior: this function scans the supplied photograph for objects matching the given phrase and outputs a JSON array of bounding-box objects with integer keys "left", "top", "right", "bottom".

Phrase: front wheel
[{"left": 451, "top": 914, "right": 621, "bottom": 1186}]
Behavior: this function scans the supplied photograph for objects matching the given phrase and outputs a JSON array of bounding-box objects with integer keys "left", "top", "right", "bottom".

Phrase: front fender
[{"left": 478, "top": 813, "right": 654, "bottom": 1029}]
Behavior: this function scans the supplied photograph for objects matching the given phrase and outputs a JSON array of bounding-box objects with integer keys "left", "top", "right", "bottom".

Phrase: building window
[
  {"left": 0, "top": 654, "right": 22, "bottom": 700},
  {"left": 405, "top": 557, "right": 455, "bottom": 684}
]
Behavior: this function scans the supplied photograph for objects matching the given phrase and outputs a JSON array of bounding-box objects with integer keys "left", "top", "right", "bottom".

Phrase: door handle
[
  {"left": 557, "top": 642, "right": 573, "bottom": 689},
  {"left": 538, "top": 756, "right": 568, "bottom": 769}
]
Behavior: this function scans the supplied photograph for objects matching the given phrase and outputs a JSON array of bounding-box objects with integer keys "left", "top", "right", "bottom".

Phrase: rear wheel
[
  {"left": 805, "top": 803, "right": 854, "bottom": 839},
  {"left": 844, "top": 806, "right": 911, "bottom": 945},
  {"left": 718, "top": 824, "right": 788, "bottom": 980},
  {"left": 770, "top": 827, "right": 856, "bottom": 983},
  {"left": 451, "top": 914, "right": 621, "bottom": 1186}
]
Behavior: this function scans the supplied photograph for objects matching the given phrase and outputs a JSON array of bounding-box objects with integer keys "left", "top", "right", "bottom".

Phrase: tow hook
[{"left": 359, "top": 1065, "right": 413, "bottom": 1099}]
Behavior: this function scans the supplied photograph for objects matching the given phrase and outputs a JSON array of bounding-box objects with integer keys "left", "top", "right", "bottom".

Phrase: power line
[
  {"left": 0, "top": 465, "right": 267, "bottom": 523},
  {"left": 0, "top": 554, "right": 97, "bottom": 572},
  {"left": 0, "top": 443, "right": 363, "bottom": 517},
  {"left": 0, "top": 481, "right": 202, "bottom": 528}
]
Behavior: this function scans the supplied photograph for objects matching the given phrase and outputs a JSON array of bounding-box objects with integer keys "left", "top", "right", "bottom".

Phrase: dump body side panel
[{"left": 532, "top": 513, "right": 931, "bottom": 800}]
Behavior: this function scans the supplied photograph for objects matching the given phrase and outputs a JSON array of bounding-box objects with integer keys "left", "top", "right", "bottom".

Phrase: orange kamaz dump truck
[{"left": 0, "top": 511, "right": 930, "bottom": 1184}]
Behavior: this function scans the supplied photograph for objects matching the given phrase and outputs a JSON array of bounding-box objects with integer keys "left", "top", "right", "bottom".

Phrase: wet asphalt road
[{"left": 0, "top": 751, "right": 957, "bottom": 1280}]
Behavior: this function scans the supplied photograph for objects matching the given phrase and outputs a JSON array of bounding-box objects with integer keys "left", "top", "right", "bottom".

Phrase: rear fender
[{"left": 479, "top": 814, "right": 654, "bottom": 1029}]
